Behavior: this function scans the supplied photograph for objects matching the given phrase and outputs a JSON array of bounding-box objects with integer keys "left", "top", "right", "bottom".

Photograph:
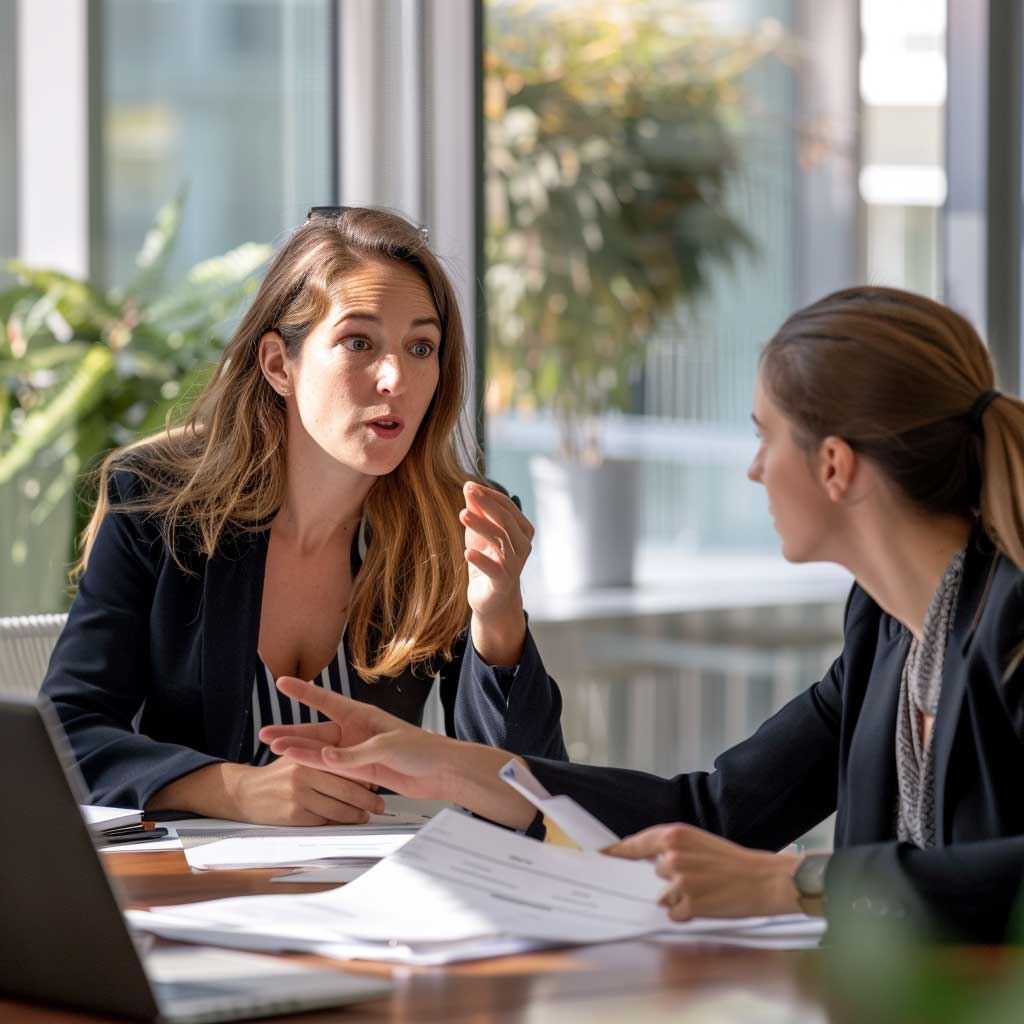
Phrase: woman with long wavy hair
[
  {"left": 265, "top": 286, "right": 1024, "bottom": 941},
  {"left": 41, "top": 207, "right": 566, "bottom": 825}
]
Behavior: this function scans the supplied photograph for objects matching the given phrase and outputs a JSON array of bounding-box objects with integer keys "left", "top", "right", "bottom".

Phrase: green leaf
[
  {"left": 0, "top": 342, "right": 91, "bottom": 378},
  {"left": 125, "top": 185, "right": 187, "bottom": 302},
  {"left": 112, "top": 348, "right": 178, "bottom": 383},
  {"left": 5, "top": 261, "right": 121, "bottom": 331},
  {"left": 143, "top": 242, "right": 271, "bottom": 328},
  {"left": 0, "top": 346, "right": 114, "bottom": 484},
  {"left": 0, "top": 284, "right": 36, "bottom": 333}
]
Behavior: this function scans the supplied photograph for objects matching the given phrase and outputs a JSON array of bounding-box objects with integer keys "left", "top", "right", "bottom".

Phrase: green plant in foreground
[
  {"left": 823, "top": 896, "right": 1024, "bottom": 1024},
  {"left": 0, "top": 189, "right": 271, "bottom": 576}
]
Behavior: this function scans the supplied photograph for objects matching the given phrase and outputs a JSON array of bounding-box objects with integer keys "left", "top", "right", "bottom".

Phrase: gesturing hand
[
  {"left": 605, "top": 823, "right": 802, "bottom": 922},
  {"left": 460, "top": 481, "right": 534, "bottom": 665},
  {"left": 259, "top": 676, "right": 452, "bottom": 801},
  {"left": 260, "top": 676, "right": 537, "bottom": 830}
]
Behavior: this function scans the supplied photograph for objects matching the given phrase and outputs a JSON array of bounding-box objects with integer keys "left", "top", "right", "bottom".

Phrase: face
[
  {"left": 747, "top": 376, "right": 838, "bottom": 563},
  {"left": 264, "top": 260, "right": 442, "bottom": 479}
]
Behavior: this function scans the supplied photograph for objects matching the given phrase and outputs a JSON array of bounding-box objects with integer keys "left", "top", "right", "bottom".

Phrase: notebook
[
  {"left": 81, "top": 804, "right": 143, "bottom": 833},
  {"left": 0, "top": 696, "right": 392, "bottom": 1022}
]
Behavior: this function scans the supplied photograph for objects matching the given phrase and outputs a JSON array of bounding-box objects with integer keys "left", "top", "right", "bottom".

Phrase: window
[
  {"left": 860, "top": 0, "right": 946, "bottom": 297},
  {"left": 94, "top": 0, "right": 335, "bottom": 288},
  {"left": 483, "top": 0, "right": 815, "bottom": 584}
]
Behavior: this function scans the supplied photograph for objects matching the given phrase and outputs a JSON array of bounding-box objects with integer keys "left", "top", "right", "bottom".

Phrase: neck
[
  {"left": 273, "top": 425, "right": 376, "bottom": 555},
  {"left": 836, "top": 507, "right": 972, "bottom": 640}
]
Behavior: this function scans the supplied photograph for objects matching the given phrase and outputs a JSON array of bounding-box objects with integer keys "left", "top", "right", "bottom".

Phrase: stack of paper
[
  {"left": 82, "top": 804, "right": 184, "bottom": 852},
  {"left": 81, "top": 804, "right": 142, "bottom": 833},
  {"left": 184, "top": 833, "right": 414, "bottom": 871},
  {"left": 165, "top": 796, "right": 443, "bottom": 876},
  {"left": 128, "top": 809, "right": 825, "bottom": 964}
]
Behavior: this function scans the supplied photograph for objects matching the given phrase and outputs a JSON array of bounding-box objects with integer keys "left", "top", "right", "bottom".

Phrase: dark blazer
[
  {"left": 41, "top": 470, "right": 567, "bottom": 808},
  {"left": 526, "top": 527, "right": 1024, "bottom": 943}
]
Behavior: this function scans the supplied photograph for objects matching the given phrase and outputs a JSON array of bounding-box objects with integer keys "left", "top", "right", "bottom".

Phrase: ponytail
[
  {"left": 760, "top": 285, "right": 1024, "bottom": 678},
  {"left": 977, "top": 392, "right": 1024, "bottom": 603}
]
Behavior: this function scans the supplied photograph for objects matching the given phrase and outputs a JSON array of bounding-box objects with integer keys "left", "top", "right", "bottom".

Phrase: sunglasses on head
[{"left": 306, "top": 206, "right": 430, "bottom": 244}]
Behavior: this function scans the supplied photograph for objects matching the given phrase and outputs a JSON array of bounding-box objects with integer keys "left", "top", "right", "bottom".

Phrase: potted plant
[
  {"left": 0, "top": 190, "right": 271, "bottom": 613},
  {"left": 485, "top": 1, "right": 773, "bottom": 591}
]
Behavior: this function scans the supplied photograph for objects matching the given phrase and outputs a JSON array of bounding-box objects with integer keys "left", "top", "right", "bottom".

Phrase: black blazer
[
  {"left": 526, "top": 528, "right": 1024, "bottom": 942},
  {"left": 41, "top": 470, "right": 567, "bottom": 808}
]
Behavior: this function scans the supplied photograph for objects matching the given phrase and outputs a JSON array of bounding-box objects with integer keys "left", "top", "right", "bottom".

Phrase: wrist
[
  {"left": 219, "top": 762, "right": 254, "bottom": 820},
  {"left": 146, "top": 762, "right": 247, "bottom": 820},
  {"left": 448, "top": 744, "right": 535, "bottom": 830},
  {"left": 769, "top": 852, "right": 804, "bottom": 915},
  {"left": 471, "top": 602, "right": 526, "bottom": 666}
]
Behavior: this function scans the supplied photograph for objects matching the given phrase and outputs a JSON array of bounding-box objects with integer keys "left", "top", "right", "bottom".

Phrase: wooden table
[{"left": 0, "top": 848, "right": 1005, "bottom": 1023}]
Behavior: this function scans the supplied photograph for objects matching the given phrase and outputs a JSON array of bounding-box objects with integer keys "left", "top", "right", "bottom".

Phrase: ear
[
  {"left": 817, "top": 435, "right": 857, "bottom": 504},
  {"left": 258, "top": 331, "right": 292, "bottom": 397}
]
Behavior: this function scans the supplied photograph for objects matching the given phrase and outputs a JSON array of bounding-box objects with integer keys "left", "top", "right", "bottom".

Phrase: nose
[
  {"left": 747, "top": 450, "right": 762, "bottom": 484},
  {"left": 375, "top": 354, "right": 404, "bottom": 396}
]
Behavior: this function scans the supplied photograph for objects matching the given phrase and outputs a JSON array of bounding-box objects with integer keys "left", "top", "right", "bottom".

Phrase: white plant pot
[{"left": 529, "top": 455, "right": 640, "bottom": 593}]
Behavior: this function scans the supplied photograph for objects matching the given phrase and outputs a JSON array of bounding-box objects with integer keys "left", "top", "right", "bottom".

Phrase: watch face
[{"left": 795, "top": 853, "right": 830, "bottom": 898}]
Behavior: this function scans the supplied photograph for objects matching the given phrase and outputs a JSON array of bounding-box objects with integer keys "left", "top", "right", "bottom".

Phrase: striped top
[
  {"left": 242, "top": 518, "right": 367, "bottom": 767},
  {"left": 243, "top": 639, "right": 351, "bottom": 766}
]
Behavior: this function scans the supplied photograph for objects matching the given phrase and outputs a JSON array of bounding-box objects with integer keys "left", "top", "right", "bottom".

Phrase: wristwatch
[{"left": 792, "top": 853, "right": 831, "bottom": 916}]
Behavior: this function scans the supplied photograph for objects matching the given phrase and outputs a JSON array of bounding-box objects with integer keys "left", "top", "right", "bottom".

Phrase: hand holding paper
[{"left": 498, "top": 760, "right": 619, "bottom": 852}]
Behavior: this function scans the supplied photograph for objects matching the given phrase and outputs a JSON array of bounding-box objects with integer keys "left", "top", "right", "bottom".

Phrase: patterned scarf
[{"left": 895, "top": 547, "right": 965, "bottom": 849}]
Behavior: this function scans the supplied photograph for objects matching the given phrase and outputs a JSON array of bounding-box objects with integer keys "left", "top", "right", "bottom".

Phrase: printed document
[{"left": 129, "top": 809, "right": 825, "bottom": 963}]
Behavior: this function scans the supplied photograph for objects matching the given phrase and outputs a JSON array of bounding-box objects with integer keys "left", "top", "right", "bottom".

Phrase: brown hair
[
  {"left": 760, "top": 285, "right": 1024, "bottom": 576},
  {"left": 80, "top": 207, "right": 480, "bottom": 680}
]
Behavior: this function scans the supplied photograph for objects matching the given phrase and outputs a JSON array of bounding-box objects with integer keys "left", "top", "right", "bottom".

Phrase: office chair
[{"left": 0, "top": 613, "right": 67, "bottom": 697}]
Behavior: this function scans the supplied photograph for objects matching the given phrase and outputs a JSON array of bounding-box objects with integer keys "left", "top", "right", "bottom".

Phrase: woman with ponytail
[
  {"left": 41, "top": 207, "right": 566, "bottom": 824},
  {"left": 265, "top": 286, "right": 1024, "bottom": 941}
]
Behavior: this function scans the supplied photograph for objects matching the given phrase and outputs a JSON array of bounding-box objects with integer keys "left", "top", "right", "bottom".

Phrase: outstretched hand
[
  {"left": 259, "top": 677, "right": 452, "bottom": 801},
  {"left": 260, "top": 676, "right": 537, "bottom": 830}
]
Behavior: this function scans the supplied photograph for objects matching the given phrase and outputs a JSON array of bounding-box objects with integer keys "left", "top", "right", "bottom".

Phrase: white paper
[
  {"left": 127, "top": 810, "right": 825, "bottom": 963},
  {"left": 655, "top": 913, "right": 826, "bottom": 950},
  {"left": 271, "top": 862, "right": 378, "bottom": 884},
  {"left": 130, "top": 809, "right": 666, "bottom": 949},
  {"left": 81, "top": 804, "right": 142, "bottom": 833},
  {"left": 129, "top": 912, "right": 553, "bottom": 966},
  {"left": 499, "top": 759, "right": 619, "bottom": 852},
  {"left": 168, "top": 796, "right": 449, "bottom": 848},
  {"left": 185, "top": 833, "right": 413, "bottom": 871}
]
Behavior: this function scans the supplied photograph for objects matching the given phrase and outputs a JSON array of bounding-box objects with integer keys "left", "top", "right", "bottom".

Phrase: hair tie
[{"left": 968, "top": 389, "right": 1001, "bottom": 434}]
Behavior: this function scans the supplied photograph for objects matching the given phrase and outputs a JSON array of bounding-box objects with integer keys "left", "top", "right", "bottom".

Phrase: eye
[
  {"left": 342, "top": 337, "right": 372, "bottom": 352},
  {"left": 410, "top": 341, "right": 436, "bottom": 358}
]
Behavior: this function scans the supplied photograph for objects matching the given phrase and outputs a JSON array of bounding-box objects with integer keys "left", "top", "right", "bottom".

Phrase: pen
[{"left": 100, "top": 827, "right": 169, "bottom": 845}]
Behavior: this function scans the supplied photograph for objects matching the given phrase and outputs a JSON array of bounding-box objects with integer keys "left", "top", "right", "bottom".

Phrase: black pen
[{"left": 100, "top": 827, "right": 169, "bottom": 845}]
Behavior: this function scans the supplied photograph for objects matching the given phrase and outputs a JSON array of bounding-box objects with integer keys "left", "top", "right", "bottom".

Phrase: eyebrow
[
  {"left": 333, "top": 312, "right": 441, "bottom": 331},
  {"left": 750, "top": 413, "right": 763, "bottom": 428}
]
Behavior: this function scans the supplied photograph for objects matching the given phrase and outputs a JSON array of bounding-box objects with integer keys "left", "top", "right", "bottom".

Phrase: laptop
[{"left": 0, "top": 697, "right": 393, "bottom": 1022}]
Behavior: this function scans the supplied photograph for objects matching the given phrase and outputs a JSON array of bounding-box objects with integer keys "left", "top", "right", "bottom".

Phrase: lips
[{"left": 366, "top": 415, "right": 404, "bottom": 439}]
